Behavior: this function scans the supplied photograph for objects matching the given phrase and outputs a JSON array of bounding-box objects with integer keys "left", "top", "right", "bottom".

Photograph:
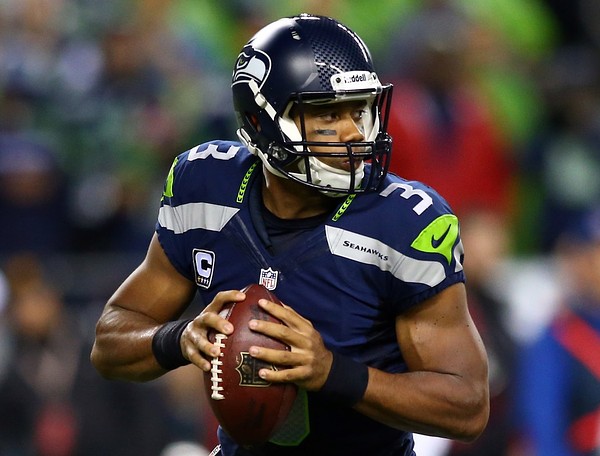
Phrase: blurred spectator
[
  {"left": 0, "top": 0, "right": 240, "bottom": 255},
  {"left": 448, "top": 208, "right": 520, "bottom": 455},
  {"left": 516, "top": 206, "right": 600, "bottom": 455},
  {"left": 523, "top": 44, "right": 600, "bottom": 252},
  {"left": 542, "top": 0, "right": 600, "bottom": 47},
  {"left": 383, "top": 1, "right": 516, "bottom": 219},
  {"left": 0, "top": 253, "right": 173, "bottom": 455},
  {"left": 161, "top": 365, "right": 219, "bottom": 452},
  {"left": 0, "top": 132, "right": 71, "bottom": 257},
  {"left": 64, "top": 22, "right": 169, "bottom": 253},
  {"left": 455, "top": 0, "right": 555, "bottom": 156}
]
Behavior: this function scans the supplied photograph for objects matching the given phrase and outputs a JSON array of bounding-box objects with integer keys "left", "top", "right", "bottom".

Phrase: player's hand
[
  {"left": 180, "top": 289, "right": 246, "bottom": 372},
  {"left": 247, "top": 298, "right": 334, "bottom": 391}
]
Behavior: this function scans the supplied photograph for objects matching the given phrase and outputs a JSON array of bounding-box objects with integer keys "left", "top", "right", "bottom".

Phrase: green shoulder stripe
[{"left": 162, "top": 156, "right": 179, "bottom": 201}]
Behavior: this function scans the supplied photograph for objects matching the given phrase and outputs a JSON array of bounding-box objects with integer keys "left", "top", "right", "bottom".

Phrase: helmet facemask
[{"left": 237, "top": 79, "right": 393, "bottom": 196}]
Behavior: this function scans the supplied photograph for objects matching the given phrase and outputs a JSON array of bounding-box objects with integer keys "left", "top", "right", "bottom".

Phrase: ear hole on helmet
[
  {"left": 248, "top": 114, "right": 260, "bottom": 131},
  {"left": 287, "top": 103, "right": 299, "bottom": 120}
]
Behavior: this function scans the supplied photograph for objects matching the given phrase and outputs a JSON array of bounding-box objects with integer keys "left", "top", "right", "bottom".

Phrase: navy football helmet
[{"left": 232, "top": 13, "right": 393, "bottom": 195}]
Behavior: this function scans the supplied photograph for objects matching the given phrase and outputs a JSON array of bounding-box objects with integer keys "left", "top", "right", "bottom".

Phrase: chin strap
[
  {"left": 248, "top": 79, "right": 278, "bottom": 120},
  {"left": 237, "top": 128, "right": 289, "bottom": 180},
  {"left": 294, "top": 157, "right": 364, "bottom": 197}
]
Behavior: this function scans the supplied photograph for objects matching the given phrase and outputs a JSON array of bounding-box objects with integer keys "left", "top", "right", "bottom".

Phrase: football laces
[{"left": 210, "top": 333, "right": 227, "bottom": 400}]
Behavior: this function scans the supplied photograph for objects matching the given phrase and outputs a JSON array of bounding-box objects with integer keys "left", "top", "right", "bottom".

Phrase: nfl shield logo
[{"left": 259, "top": 267, "right": 278, "bottom": 290}]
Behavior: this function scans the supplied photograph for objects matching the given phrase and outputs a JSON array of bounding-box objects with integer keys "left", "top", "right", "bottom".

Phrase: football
[{"left": 203, "top": 284, "right": 298, "bottom": 445}]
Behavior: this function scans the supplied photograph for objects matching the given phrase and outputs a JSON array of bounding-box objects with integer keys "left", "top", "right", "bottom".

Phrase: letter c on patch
[{"left": 193, "top": 249, "right": 215, "bottom": 289}]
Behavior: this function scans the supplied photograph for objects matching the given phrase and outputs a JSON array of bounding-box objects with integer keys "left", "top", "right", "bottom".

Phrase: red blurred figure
[{"left": 385, "top": 4, "right": 515, "bottom": 219}]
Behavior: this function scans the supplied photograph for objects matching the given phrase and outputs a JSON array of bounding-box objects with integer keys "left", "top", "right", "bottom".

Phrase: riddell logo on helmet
[
  {"left": 344, "top": 73, "right": 368, "bottom": 83},
  {"left": 331, "top": 71, "right": 380, "bottom": 91}
]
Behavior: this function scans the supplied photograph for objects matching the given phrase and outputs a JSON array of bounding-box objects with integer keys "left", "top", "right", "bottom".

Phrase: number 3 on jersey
[
  {"left": 188, "top": 143, "right": 241, "bottom": 161},
  {"left": 162, "top": 144, "right": 242, "bottom": 200}
]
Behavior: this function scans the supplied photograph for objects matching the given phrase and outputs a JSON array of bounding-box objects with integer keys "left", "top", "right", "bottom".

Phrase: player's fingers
[
  {"left": 248, "top": 346, "right": 302, "bottom": 382},
  {"left": 195, "top": 311, "right": 234, "bottom": 336},
  {"left": 257, "top": 365, "right": 303, "bottom": 384},
  {"left": 249, "top": 345, "right": 328, "bottom": 390},
  {"left": 180, "top": 322, "right": 213, "bottom": 371},
  {"left": 257, "top": 298, "right": 312, "bottom": 331},
  {"left": 249, "top": 344, "right": 295, "bottom": 365},
  {"left": 248, "top": 317, "right": 306, "bottom": 349},
  {"left": 197, "top": 289, "right": 245, "bottom": 333},
  {"left": 183, "top": 290, "right": 245, "bottom": 371},
  {"left": 185, "top": 347, "right": 211, "bottom": 372},
  {"left": 205, "top": 290, "right": 246, "bottom": 313}
]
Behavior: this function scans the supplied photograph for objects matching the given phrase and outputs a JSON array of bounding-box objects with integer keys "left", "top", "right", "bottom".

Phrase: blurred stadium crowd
[{"left": 0, "top": 0, "right": 599, "bottom": 455}]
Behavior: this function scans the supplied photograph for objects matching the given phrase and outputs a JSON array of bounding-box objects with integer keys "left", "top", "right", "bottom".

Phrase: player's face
[{"left": 293, "top": 100, "right": 369, "bottom": 171}]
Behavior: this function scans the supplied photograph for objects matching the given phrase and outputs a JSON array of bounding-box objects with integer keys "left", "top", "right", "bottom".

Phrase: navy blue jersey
[{"left": 156, "top": 140, "right": 465, "bottom": 456}]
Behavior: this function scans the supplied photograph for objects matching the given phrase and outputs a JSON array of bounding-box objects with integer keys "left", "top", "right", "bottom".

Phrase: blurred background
[{"left": 0, "top": 0, "right": 599, "bottom": 455}]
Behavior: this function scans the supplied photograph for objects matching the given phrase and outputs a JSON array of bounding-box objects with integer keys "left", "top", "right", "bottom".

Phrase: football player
[{"left": 91, "top": 13, "right": 489, "bottom": 456}]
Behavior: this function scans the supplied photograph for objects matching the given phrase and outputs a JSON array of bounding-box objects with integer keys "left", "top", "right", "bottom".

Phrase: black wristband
[
  {"left": 319, "top": 353, "right": 369, "bottom": 406},
  {"left": 152, "top": 319, "right": 193, "bottom": 371}
]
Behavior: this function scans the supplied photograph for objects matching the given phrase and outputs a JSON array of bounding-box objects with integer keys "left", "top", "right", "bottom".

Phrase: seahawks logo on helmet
[{"left": 232, "top": 47, "right": 271, "bottom": 88}]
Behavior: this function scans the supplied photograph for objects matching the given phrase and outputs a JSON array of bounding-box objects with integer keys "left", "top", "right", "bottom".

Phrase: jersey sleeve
[
  {"left": 401, "top": 226, "right": 464, "bottom": 311},
  {"left": 155, "top": 149, "right": 197, "bottom": 280},
  {"left": 376, "top": 178, "right": 466, "bottom": 313},
  {"left": 154, "top": 141, "right": 249, "bottom": 280}
]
